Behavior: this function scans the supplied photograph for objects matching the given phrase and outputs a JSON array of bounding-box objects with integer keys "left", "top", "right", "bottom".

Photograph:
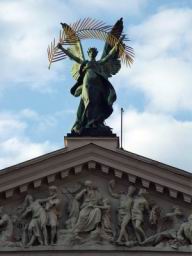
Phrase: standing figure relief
[{"left": 0, "top": 180, "right": 190, "bottom": 250}]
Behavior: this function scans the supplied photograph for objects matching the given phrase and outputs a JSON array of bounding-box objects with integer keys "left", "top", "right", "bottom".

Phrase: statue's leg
[
  {"left": 135, "top": 219, "right": 145, "bottom": 242},
  {"left": 117, "top": 215, "right": 131, "bottom": 243},
  {"left": 124, "top": 229, "right": 129, "bottom": 242},
  {"left": 141, "top": 230, "right": 174, "bottom": 246},
  {"left": 27, "top": 222, "right": 35, "bottom": 246},
  {"left": 51, "top": 226, "right": 57, "bottom": 245},
  {"left": 27, "top": 234, "right": 36, "bottom": 247},
  {"left": 22, "top": 226, "right": 28, "bottom": 246},
  {"left": 42, "top": 225, "right": 48, "bottom": 246},
  {"left": 140, "top": 233, "right": 160, "bottom": 246}
]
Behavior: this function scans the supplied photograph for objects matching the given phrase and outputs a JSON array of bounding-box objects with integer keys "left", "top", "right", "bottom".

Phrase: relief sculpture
[
  {"left": 0, "top": 180, "right": 191, "bottom": 251},
  {"left": 108, "top": 179, "right": 136, "bottom": 244}
]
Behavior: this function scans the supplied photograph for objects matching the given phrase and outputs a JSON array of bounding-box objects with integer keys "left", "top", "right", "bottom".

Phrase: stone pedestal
[{"left": 64, "top": 136, "right": 119, "bottom": 150}]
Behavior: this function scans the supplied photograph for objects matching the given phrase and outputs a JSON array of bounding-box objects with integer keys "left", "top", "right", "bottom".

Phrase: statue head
[
  {"left": 172, "top": 205, "right": 183, "bottom": 216},
  {"left": 127, "top": 185, "right": 136, "bottom": 195},
  {"left": 84, "top": 180, "right": 93, "bottom": 188},
  {"left": 25, "top": 194, "right": 33, "bottom": 204},
  {"left": 138, "top": 188, "right": 148, "bottom": 196},
  {"left": 87, "top": 47, "right": 98, "bottom": 60},
  {"left": 49, "top": 185, "right": 58, "bottom": 196},
  {"left": 109, "top": 179, "right": 116, "bottom": 189}
]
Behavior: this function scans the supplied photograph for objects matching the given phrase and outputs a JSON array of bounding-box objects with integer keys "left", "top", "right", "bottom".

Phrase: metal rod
[{"left": 120, "top": 107, "right": 124, "bottom": 149}]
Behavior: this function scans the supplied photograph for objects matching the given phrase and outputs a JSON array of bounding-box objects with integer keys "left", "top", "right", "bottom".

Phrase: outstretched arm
[{"left": 57, "top": 43, "right": 83, "bottom": 64}]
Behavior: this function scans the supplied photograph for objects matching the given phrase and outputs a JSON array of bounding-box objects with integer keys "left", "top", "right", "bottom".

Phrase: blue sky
[{"left": 0, "top": 0, "right": 192, "bottom": 172}]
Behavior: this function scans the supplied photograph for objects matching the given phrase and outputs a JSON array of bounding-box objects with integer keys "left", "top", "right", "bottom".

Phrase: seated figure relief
[
  {"left": 0, "top": 180, "right": 191, "bottom": 250},
  {"left": 72, "top": 180, "right": 102, "bottom": 236}
]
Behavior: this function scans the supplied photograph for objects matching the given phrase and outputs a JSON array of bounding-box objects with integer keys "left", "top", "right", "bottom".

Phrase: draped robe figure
[
  {"left": 57, "top": 19, "right": 125, "bottom": 135},
  {"left": 73, "top": 181, "right": 102, "bottom": 234}
]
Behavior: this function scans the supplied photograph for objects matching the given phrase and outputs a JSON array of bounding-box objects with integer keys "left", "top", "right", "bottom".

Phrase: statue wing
[
  {"left": 99, "top": 18, "right": 124, "bottom": 78},
  {"left": 61, "top": 23, "right": 85, "bottom": 80}
]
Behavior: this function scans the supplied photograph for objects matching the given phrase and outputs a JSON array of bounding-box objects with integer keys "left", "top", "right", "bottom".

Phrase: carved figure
[
  {"left": 141, "top": 206, "right": 184, "bottom": 247},
  {"left": 47, "top": 18, "right": 134, "bottom": 136},
  {"left": 131, "top": 188, "right": 150, "bottom": 243},
  {"left": 0, "top": 207, "right": 13, "bottom": 244},
  {"left": 44, "top": 186, "right": 60, "bottom": 245},
  {"left": 177, "top": 213, "right": 192, "bottom": 244},
  {"left": 21, "top": 195, "right": 48, "bottom": 246},
  {"left": 108, "top": 180, "right": 136, "bottom": 243},
  {"left": 62, "top": 185, "right": 82, "bottom": 229},
  {"left": 73, "top": 180, "right": 102, "bottom": 235},
  {"left": 99, "top": 198, "right": 113, "bottom": 241},
  {"left": 65, "top": 196, "right": 80, "bottom": 229}
]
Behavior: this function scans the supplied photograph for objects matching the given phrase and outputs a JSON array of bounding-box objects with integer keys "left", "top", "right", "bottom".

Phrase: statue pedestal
[{"left": 64, "top": 136, "right": 119, "bottom": 150}]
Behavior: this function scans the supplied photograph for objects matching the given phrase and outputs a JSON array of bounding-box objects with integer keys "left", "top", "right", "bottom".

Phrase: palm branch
[{"left": 47, "top": 18, "right": 134, "bottom": 69}]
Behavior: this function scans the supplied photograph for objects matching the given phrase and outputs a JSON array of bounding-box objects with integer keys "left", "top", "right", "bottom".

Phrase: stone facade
[{"left": 0, "top": 137, "right": 191, "bottom": 255}]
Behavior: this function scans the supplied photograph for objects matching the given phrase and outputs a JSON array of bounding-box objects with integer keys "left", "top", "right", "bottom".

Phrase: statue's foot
[
  {"left": 116, "top": 239, "right": 124, "bottom": 245},
  {"left": 125, "top": 241, "right": 139, "bottom": 248}
]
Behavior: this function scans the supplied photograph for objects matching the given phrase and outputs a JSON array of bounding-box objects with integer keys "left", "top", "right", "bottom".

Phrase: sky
[{"left": 0, "top": 0, "right": 192, "bottom": 172}]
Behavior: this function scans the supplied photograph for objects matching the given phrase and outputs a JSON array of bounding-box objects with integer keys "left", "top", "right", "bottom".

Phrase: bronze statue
[{"left": 48, "top": 18, "right": 134, "bottom": 136}]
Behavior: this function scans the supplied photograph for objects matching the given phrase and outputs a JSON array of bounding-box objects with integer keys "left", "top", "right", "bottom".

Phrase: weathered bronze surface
[{"left": 48, "top": 18, "right": 134, "bottom": 136}]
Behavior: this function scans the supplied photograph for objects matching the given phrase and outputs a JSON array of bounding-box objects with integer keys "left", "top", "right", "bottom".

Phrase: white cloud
[
  {"left": 116, "top": 8, "right": 192, "bottom": 113},
  {"left": 0, "top": 137, "right": 53, "bottom": 169},
  {"left": 108, "top": 106, "right": 192, "bottom": 172},
  {"left": 0, "top": 0, "right": 75, "bottom": 92},
  {"left": 0, "top": 110, "right": 57, "bottom": 169},
  {"left": 0, "top": 0, "right": 148, "bottom": 93}
]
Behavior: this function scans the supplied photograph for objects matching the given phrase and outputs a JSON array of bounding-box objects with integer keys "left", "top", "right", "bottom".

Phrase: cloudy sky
[{"left": 0, "top": 0, "right": 192, "bottom": 172}]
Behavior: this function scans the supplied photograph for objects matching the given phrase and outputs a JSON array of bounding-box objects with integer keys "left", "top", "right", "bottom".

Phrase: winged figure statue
[{"left": 49, "top": 18, "right": 134, "bottom": 136}]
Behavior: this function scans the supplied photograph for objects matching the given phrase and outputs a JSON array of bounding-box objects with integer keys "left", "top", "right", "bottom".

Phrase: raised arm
[
  {"left": 57, "top": 43, "right": 83, "bottom": 64},
  {"left": 21, "top": 206, "right": 31, "bottom": 218},
  {"left": 108, "top": 180, "right": 120, "bottom": 199},
  {"left": 75, "top": 189, "right": 86, "bottom": 200},
  {"left": 100, "top": 40, "right": 121, "bottom": 64}
]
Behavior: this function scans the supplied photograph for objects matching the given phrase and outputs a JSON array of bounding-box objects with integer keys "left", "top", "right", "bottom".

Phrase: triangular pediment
[
  {"left": 0, "top": 138, "right": 192, "bottom": 253},
  {"left": 0, "top": 142, "right": 191, "bottom": 203}
]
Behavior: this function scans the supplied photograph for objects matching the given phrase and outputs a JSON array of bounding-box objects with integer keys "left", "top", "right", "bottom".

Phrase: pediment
[
  {"left": 0, "top": 138, "right": 192, "bottom": 253},
  {"left": 0, "top": 141, "right": 191, "bottom": 203}
]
